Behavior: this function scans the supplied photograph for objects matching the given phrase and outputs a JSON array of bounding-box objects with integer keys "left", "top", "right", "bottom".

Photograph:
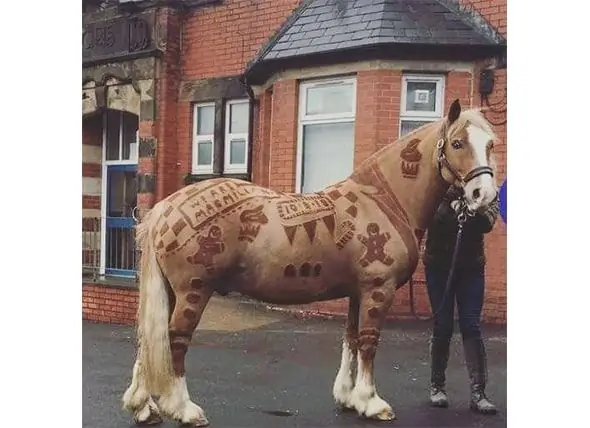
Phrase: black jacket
[{"left": 423, "top": 186, "right": 499, "bottom": 271}]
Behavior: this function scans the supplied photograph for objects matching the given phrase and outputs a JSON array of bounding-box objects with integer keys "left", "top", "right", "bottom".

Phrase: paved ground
[{"left": 83, "top": 296, "right": 506, "bottom": 428}]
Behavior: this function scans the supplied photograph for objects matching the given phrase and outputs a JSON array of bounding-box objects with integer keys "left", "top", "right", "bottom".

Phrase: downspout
[{"left": 240, "top": 74, "right": 257, "bottom": 183}]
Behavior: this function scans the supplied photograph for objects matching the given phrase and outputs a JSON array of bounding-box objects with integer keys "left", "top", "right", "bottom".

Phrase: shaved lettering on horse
[{"left": 122, "top": 100, "right": 498, "bottom": 426}]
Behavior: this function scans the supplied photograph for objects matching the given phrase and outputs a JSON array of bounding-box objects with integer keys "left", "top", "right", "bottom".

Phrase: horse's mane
[{"left": 449, "top": 108, "right": 498, "bottom": 142}]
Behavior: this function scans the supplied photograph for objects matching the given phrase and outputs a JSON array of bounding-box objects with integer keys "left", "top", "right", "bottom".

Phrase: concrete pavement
[{"left": 83, "top": 295, "right": 506, "bottom": 428}]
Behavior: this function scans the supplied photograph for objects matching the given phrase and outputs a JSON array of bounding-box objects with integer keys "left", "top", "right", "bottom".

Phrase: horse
[{"left": 121, "top": 99, "right": 498, "bottom": 426}]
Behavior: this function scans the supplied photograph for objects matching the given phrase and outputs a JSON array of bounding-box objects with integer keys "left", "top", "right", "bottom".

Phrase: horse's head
[{"left": 436, "top": 99, "right": 498, "bottom": 213}]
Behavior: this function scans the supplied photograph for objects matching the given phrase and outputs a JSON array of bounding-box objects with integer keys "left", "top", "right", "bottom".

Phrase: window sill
[{"left": 184, "top": 172, "right": 251, "bottom": 185}]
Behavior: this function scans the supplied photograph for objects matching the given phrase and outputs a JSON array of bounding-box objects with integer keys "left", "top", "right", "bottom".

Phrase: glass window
[
  {"left": 400, "top": 75, "right": 445, "bottom": 137},
  {"left": 305, "top": 82, "right": 355, "bottom": 116},
  {"left": 405, "top": 81, "right": 438, "bottom": 113},
  {"left": 301, "top": 122, "right": 355, "bottom": 193},
  {"left": 298, "top": 78, "right": 356, "bottom": 193},
  {"left": 229, "top": 102, "right": 248, "bottom": 133},
  {"left": 197, "top": 105, "right": 215, "bottom": 135},
  {"left": 106, "top": 110, "right": 121, "bottom": 161},
  {"left": 224, "top": 100, "right": 250, "bottom": 173},
  {"left": 229, "top": 138, "right": 246, "bottom": 165},
  {"left": 192, "top": 103, "right": 216, "bottom": 173}
]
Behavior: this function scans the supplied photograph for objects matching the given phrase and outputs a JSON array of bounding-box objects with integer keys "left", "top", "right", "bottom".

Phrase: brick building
[{"left": 82, "top": 0, "right": 507, "bottom": 325}]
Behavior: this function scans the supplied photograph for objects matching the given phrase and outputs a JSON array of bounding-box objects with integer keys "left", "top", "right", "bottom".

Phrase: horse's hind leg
[
  {"left": 122, "top": 348, "right": 163, "bottom": 425},
  {"left": 333, "top": 294, "right": 359, "bottom": 409},
  {"left": 349, "top": 282, "right": 396, "bottom": 421},
  {"left": 157, "top": 277, "right": 213, "bottom": 427}
]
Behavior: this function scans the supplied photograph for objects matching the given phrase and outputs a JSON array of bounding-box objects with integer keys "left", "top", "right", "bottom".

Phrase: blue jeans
[{"left": 425, "top": 265, "right": 485, "bottom": 340}]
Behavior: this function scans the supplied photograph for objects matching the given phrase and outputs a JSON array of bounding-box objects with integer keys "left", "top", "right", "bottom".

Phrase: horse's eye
[{"left": 451, "top": 140, "right": 462, "bottom": 149}]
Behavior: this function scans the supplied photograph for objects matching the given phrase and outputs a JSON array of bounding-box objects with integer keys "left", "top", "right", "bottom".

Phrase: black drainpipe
[{"left": 240, "top": 74, "right": 257, "bottom": 183}]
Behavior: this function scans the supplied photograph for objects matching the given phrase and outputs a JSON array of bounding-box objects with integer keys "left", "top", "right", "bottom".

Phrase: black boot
[
  {"left": 462, "top": 337, "right": 497, "bottom": 414},
  {"left": 429, "top": 337, "right": 451, "bottom": 408}
]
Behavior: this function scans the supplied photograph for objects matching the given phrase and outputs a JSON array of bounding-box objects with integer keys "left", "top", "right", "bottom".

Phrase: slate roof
[{"left": 243, "top": 0, "right": 506, "bottom": 83}]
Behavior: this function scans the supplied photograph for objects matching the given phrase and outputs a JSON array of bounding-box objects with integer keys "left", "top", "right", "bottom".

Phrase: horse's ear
[{"left": 448, "top": 99, "right": 461, "bottom": 124}]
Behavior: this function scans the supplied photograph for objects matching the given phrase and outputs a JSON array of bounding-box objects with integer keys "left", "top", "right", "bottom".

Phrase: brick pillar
[
  {"left": 354, "top": 69, "right": 402, "bottom": 168},
  {"left": 252, "top": 88, "right": 273, "bottom": 188},
  {"left": 137, "top": 120, "right": 157, "bottom": 220},
  {"left": 155, "top": 7, "right": 181, "bottom": 200},
  {"left": 268, "top": 79, "right": 298, "bottom": 193},
  {"left": 445, "top": 71, "right": 473, "bottom": 110}
]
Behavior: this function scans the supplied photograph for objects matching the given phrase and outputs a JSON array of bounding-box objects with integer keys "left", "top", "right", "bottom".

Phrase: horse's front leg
[
  {"left": 333, "top": 294, "right": 359, "bottom": 409},
  {"left": 349, "top": 280, "right": 396, "bottom": 421}
]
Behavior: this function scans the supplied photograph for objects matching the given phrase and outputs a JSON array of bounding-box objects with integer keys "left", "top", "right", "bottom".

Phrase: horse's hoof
[
  {"left": 135, "top": 409, "right": 163, "bottom": 426},
  {"left": 373, "top": 408, "right": 396, "bottom": 421}
]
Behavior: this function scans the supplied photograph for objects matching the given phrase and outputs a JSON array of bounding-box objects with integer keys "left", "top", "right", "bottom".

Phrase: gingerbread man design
[
  {"left": 357, "top": 222, "right": 394, "bottom": 267},
  {"left": 186, "top": 225, "right": 225, "bottom": 273}
]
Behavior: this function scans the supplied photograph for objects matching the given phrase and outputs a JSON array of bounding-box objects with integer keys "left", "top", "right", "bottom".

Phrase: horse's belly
[{"left": 234, "top": 256, "right": 354, "bottom": 305}]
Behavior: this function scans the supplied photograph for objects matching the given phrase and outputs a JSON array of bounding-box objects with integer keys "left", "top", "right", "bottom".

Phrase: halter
[{"left": 435, "top": 127, "right": 494, "bottom": 188}]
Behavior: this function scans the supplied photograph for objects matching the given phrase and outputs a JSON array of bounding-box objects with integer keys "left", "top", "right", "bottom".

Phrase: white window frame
[
  {"left": 296, "top": 76, "right": 357, "bottom": 193},
  {"left": 224, "top": 99, "right": 250, "bottom": 174},
  {"left": 102, "top": 110, "right": 139, "bottom": 166},
  {"left": 399, "top": 74, "right": 445, "bottom": 136},
  {"left": 192, "top": 102, "right": 216, "bottom": 174}
]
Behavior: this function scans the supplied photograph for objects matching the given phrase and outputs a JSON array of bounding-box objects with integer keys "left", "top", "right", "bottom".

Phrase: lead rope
[{"left": 409, "top": 202, "right": 469, "bottom": 322}]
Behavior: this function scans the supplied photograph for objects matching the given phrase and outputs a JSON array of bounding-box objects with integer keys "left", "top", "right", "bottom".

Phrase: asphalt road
[{"left": 83, "top": 297, "right": 506, "bottom": 428}]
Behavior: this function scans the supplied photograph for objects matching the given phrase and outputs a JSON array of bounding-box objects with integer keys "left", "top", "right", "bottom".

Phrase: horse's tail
[{"left": 135, "top": 203, "right": 174, "bottom": 396}]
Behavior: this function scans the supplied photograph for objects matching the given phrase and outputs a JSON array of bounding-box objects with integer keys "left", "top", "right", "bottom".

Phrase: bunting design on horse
[{"left": 122, "top": 100, "right": 499, "bottom": 427}]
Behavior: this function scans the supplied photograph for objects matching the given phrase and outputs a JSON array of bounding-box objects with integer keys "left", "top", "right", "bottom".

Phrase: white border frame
[
  {"left": 224, "top": 99, "right": 250, "bottom": 174},
  {"left": 192, "top": 102, "right": 216, "bottom": 174},
  {"left": 399, "top": 74, "right": 445, "bottom": 137},
  {"left": 296, "top": 76, "right": 357, "bottom": 193},
  {"left": 100, "top": 110, "right": 139, "bottom": 275}
]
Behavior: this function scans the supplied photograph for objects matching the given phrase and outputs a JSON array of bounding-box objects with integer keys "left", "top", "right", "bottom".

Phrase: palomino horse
[{"left": 122, "top": 100, "right": 498, "bottom": 426}]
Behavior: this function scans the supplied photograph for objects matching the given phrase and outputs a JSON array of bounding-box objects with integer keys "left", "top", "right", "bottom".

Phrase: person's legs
[
  {"left": 455, "top": 266, "right": 497, "bottom": 414},
  {"left": 425, "top": 266, "right": 456, "bottom": 408}
]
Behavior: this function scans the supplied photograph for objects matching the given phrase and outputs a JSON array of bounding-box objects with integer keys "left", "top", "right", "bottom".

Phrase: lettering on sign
[{"left": 83, "top": 12, "right": 155, "bottom": 63}]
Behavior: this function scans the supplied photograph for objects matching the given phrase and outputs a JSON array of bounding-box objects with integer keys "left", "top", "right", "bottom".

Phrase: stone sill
[{"left": 82, "top": 274, "right": 138, "bottom": 290}]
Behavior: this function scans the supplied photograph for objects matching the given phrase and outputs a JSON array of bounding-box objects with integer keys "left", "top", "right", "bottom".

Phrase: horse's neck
[{"left": 352, "top": 125, "right": 449, "bottom": 231}]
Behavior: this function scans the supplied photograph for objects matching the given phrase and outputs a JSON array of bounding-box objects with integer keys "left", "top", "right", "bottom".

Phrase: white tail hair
[{"left": 135, "top": 203, "right": 174, "bottom": 396}]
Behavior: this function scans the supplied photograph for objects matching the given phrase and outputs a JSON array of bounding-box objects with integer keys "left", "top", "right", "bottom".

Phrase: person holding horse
[{"left": 424, "top": 184, "right": 499, "bottom": 414}]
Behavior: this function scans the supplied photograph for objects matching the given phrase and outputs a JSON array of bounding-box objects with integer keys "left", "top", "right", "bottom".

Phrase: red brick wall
[
  {"left": 459, "top": 0, "right": 507, "bottom": 323},
  {"left": 175, "top": 0, "right": 301, "bottom": 184},
  {"left": 461, "top": 0, "right": 507, "bottom": 36},
  {"left": 267, "top": 79, "right": 298, "bottom": 193},
  {"left": 355, "top": 70, "right": 402, "bottom": 166},
  {"left": 155, "top": 7, "right": 182, "bottom": 200},
  {"left": 83, "top": 283, "right": 139, "bottom": 325},
  {"left": 252, "top": 65, "right": 506, "bottom": 324}
]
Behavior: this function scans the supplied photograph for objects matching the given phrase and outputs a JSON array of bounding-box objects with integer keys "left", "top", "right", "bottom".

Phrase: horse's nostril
[{"left": 472, "top": 188, "right": 481, "bottom": 200}]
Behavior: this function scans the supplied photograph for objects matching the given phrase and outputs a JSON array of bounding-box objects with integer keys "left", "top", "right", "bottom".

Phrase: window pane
[
  {"left": 107, "top": 170, "right": 137, "bottom": 218},
  {"left": 121, "top": 112, "right": 139, "bottom": 160},
  {"left": 229, "top": 102, "right": 249, "bottom": 133},
  {"left": 106, "top": 110, "right": 121, "bottom": 161},
  {"left": 197, "top": 141, "right": 213, "bottom": 166},
  {"left": 400, "top": 120, "right": 432, "bottom": 137},
  {"left": 229, "top": 138, "right": 246, "bottom": 165},
  {"left": 405, "top": 81, "right": 438, "bottom": 113},
  {"left": 302, "top": 122, "right": 354, "bottom": 193},
  {"left": 305, "top": 82, "right": 354, "bottom": 116},
  {"left": 197, "top": 105, "right": 215, "bottom": 135}
]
